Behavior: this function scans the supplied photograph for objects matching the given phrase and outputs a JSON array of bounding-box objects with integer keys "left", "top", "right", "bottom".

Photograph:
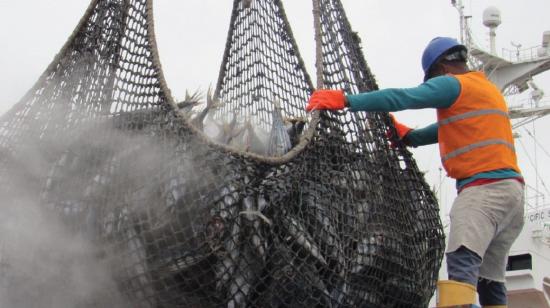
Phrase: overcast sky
[{"left": 1, "top": 0, "right": 549, "bottom": 216}]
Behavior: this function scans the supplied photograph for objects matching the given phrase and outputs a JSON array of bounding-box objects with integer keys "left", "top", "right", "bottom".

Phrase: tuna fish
[
  {"left": 267, "top": 100, "right": 292, "bottom": 156},
  {"left": 191, "top": 86, "right": 221, "bottom": 131},
  {"left": 177, "top": 89, "right": 203, "bottom": 117}
]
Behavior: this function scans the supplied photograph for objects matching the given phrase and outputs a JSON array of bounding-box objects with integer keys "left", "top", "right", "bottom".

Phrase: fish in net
[{"left": 0, "top": 0, "right": 444, "bottom": 307}]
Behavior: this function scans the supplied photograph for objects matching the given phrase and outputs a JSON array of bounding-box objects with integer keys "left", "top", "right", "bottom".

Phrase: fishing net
[{"left": 0, "top": 0, "right": 444, "bottom": 307}]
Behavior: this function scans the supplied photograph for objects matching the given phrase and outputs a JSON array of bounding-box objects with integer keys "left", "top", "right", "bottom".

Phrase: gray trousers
[
  {"left": 446, "top": 179, "right": 525, "bottom": 282},
  {"left": 446, "top": 179, "right": 524, "bottom": 305}
]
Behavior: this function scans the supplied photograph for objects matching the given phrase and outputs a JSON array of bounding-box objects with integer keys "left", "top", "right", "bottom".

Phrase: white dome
[{"left": 483, "top": 6, "right": 501, "bottom": 28}]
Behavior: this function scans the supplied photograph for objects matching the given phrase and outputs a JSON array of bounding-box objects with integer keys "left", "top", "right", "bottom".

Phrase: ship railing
[
  {"left": 509, "top": 97, "right": 550, "bottom": 111},
  {"left": 501, "top": 45, "right": 550, "bottom": 63}
]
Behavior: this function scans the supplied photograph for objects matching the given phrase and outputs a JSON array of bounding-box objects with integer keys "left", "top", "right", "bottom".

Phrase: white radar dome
[{"left": 483, "top": 6, "right": 501, "bottom": 28}]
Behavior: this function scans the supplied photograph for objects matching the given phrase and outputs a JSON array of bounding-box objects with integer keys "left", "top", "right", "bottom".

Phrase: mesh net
[{"left": 0, "top": 0, "right": 444, "bottom": 307}]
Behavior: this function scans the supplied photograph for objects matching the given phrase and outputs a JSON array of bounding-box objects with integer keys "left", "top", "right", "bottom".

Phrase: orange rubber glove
[
  {"left": 387, "top": 113, "right": 412, "bottom": 147},
  {"left": 306, "top": 89, "right": 346, "bottom": 112}
]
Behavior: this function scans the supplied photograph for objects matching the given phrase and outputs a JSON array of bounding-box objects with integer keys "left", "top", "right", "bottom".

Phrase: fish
[
  {"left": 259, "top": 241, "right": 331, "bottom": 307},
  {"left": 227, "top": 119, "right": 251, "bottom": 151},
  {"left": 42, "top": 150, "right": 76, "bottom": 200},
  {"left": 227, "top": 245, "right": 256, "bottom": 308},
  {"left": 228, "top": 118, "right": 268, "bottom": 155},
  {"left": 283, "top": 215, "right": 327, "bottom": 266},
  {"left": 257, "top": 195, "right": 269, "bottom": 213},
  {"left": 303, "top": 183, "right": 347, "bottom": 272},
  {"left": 123, "top": 225, "right": 154, "bottom": 295},
  {"left": 240, "top": 195, "right": 256, "bottom": 221},
  {"left": 244, "top": 194, "right": 272, "bottom": 226},
  {"left": 191, "top": 86, "right": 221, "bottom": 131},
  {"left": 330, "top": 281, "right": 350, "bottom": 308},
  {"left": 245, "top": 121, "right": 268, "bottom": 155},
  {"left": 212, "top": 183, "right": 240, "bottom": 220},
  {"left": 284, "top": 116, "right": 306, "bottom": 148},
  {"left": 242, "top": 0, "right": 253, "bottom": 9},
  {"left": 238, "top": 193, "right": 270, "bottom": 259},
  {"left": 250, "top": 228, "right": 266, "bottom": 259},
  {"left": 83, "top": 159, "right": 116, "bottom": 198},
  {"left": 267, "top": 100, "right": 292, "bottom": 156},
  {"left": 163, "top": 174, "right": 188, "bottom": 209},
  {"left": 215, "top": 215, "right": 241, "bottom": 292},
  {"left": 177, "top": 88, "right": 203, "bottom": 117},
  {"left": 351, "top": 237, "right": 376, "bottom": 274},
  {"left": 202, "top": 113, "right": 225, "bottom": 142},
  {"left": 154, "top": 249, "right": 212, "bottom": 276},
  {"left": 219, "top": 113, "right": 240, "bottom": 145},
  {"left": 345, "top": 284, "right": 383, "bottom": 308},
  {"left": 247, "top": 120, "right": 270, "bottom": 155}
]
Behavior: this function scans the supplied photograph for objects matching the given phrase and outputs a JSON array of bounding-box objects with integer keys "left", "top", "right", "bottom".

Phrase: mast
[
  {"left": 451, "top": 0, "right": 466, "bottom": 44},
  {"left": 452, "top": 1, "right": 550, "bottom": 128}
]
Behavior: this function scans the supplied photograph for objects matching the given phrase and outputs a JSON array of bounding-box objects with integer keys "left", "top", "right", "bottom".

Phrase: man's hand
[
  {"left": 306, "top": 89, "right": 346, "bottom": 112},
  {"left": 387, "top": 113, "right": 412, "bottom": 147}
]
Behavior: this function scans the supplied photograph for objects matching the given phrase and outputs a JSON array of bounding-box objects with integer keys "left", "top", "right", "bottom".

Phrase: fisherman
[{"left": 306, "top": 37, "right": 524, "bottom": 308}]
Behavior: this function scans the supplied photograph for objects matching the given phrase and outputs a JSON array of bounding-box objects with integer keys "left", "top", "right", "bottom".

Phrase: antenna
[
  {"left": 511, "top": 41, "right": 522, "bottom": 60},
  {"left": 483, "top": 6, "right": 501, "bottom": 54}
]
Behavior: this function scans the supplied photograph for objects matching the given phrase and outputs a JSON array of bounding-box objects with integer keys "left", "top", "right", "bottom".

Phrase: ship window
[{"left": 506, "top": 254, "right": 532, "bottom": 271}]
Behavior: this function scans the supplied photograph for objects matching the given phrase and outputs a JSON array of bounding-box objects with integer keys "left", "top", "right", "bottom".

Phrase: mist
[
  {"left": 0, "top": 111, "right": 161, "bottom": 307},
  {"left": 0, "top": 195, "right": 127, "bottom": 307}
]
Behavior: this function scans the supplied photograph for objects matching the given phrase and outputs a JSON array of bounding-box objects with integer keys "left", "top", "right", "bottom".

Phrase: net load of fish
[{"left": 0, "top": 0, "right": 444, "bottom": 306}]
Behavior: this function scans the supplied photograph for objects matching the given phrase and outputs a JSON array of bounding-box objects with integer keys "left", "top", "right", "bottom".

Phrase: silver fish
[
  {"left": 227, "top": 271, "right": 250, "bottom": 308},
  {"left": 246, "top": 120, "right": 269, "bottom": 155},
  {"left": 212, "top": 184, "right": 240, "bottom": 219},
  {"left": 209, "top": 113, "right": 240, "bottom": 144},
  {"left": 351, "top": 232, "right": 385, "bottom": 274},
  {"left": 123, "top": 225, "right": 154, "bottom": 295},
  {"left": 284, "top": 216, "right": 327, "bottom": 265},
  {"left": 156, "top": 251, "right": 209, "bottom": 275},
  {"left": 191, "top": 86, "right": 221, "bottom": 131},
  {"left": 214, "top": 113, "right": 239, "bottom": 145},
  {"left": 177, "top": 88, "right": 203, "bottom": 117},
  {"left": 257, "top": 195, "right": 269, "bottom": 212},
  {"left": 242, "top": 0, "right": 253, "bottom": 9},
  {"left": 228, "top": 119, "right": 251, "bottom": 152},
  {"left": 330, "top": 281, "right": 350, "bottom": 308},
  {"left": 267, "top": 100, "right": 292, "bottom": 156},
  {"left": 216, "top": 215, "right": 242, "bottom": 292},
  {"left": 240, "top": 195, "right": 255, "bottom": 221},
  {"left": 228, "top": 118, "right": 268, "bottom": 155},
  {"left": 304, "top": 184, "right": 346, "bottom": 270},
  {"left": 216, "top": 255, "right": 236, "bottom": 293},
  {"left": 227, "top": 244, "right": 257, "bottom": 308},
  {"left": 250, "top": 230, "right": 266, "bottom": 259},
  {"left": 238, "top": 193, "right": 270, "bottom": 259},
  {"left": 284, "top": 116, "right": 306, "bottom": 147}
]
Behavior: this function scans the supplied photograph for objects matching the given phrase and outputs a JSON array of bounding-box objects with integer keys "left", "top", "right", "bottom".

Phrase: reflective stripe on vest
[
  {"left": 442, "top": 139, "right": 516, "bottom": 162},
  {"left": 438, "top": 109, "right": 509, "bottom": 126}
]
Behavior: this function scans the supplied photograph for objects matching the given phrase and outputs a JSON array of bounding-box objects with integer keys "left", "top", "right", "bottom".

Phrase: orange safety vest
[{"left": 437, "top": 71, "right": 521, "bottom": 179}]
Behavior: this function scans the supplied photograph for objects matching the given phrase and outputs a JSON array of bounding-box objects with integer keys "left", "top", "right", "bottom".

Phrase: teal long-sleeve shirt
[
  {"left": 347, "top": 75, "right": 460, "bottom": 146},
  {"left": 345, "top": 75, "right": 521, "bottom": 189}
]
